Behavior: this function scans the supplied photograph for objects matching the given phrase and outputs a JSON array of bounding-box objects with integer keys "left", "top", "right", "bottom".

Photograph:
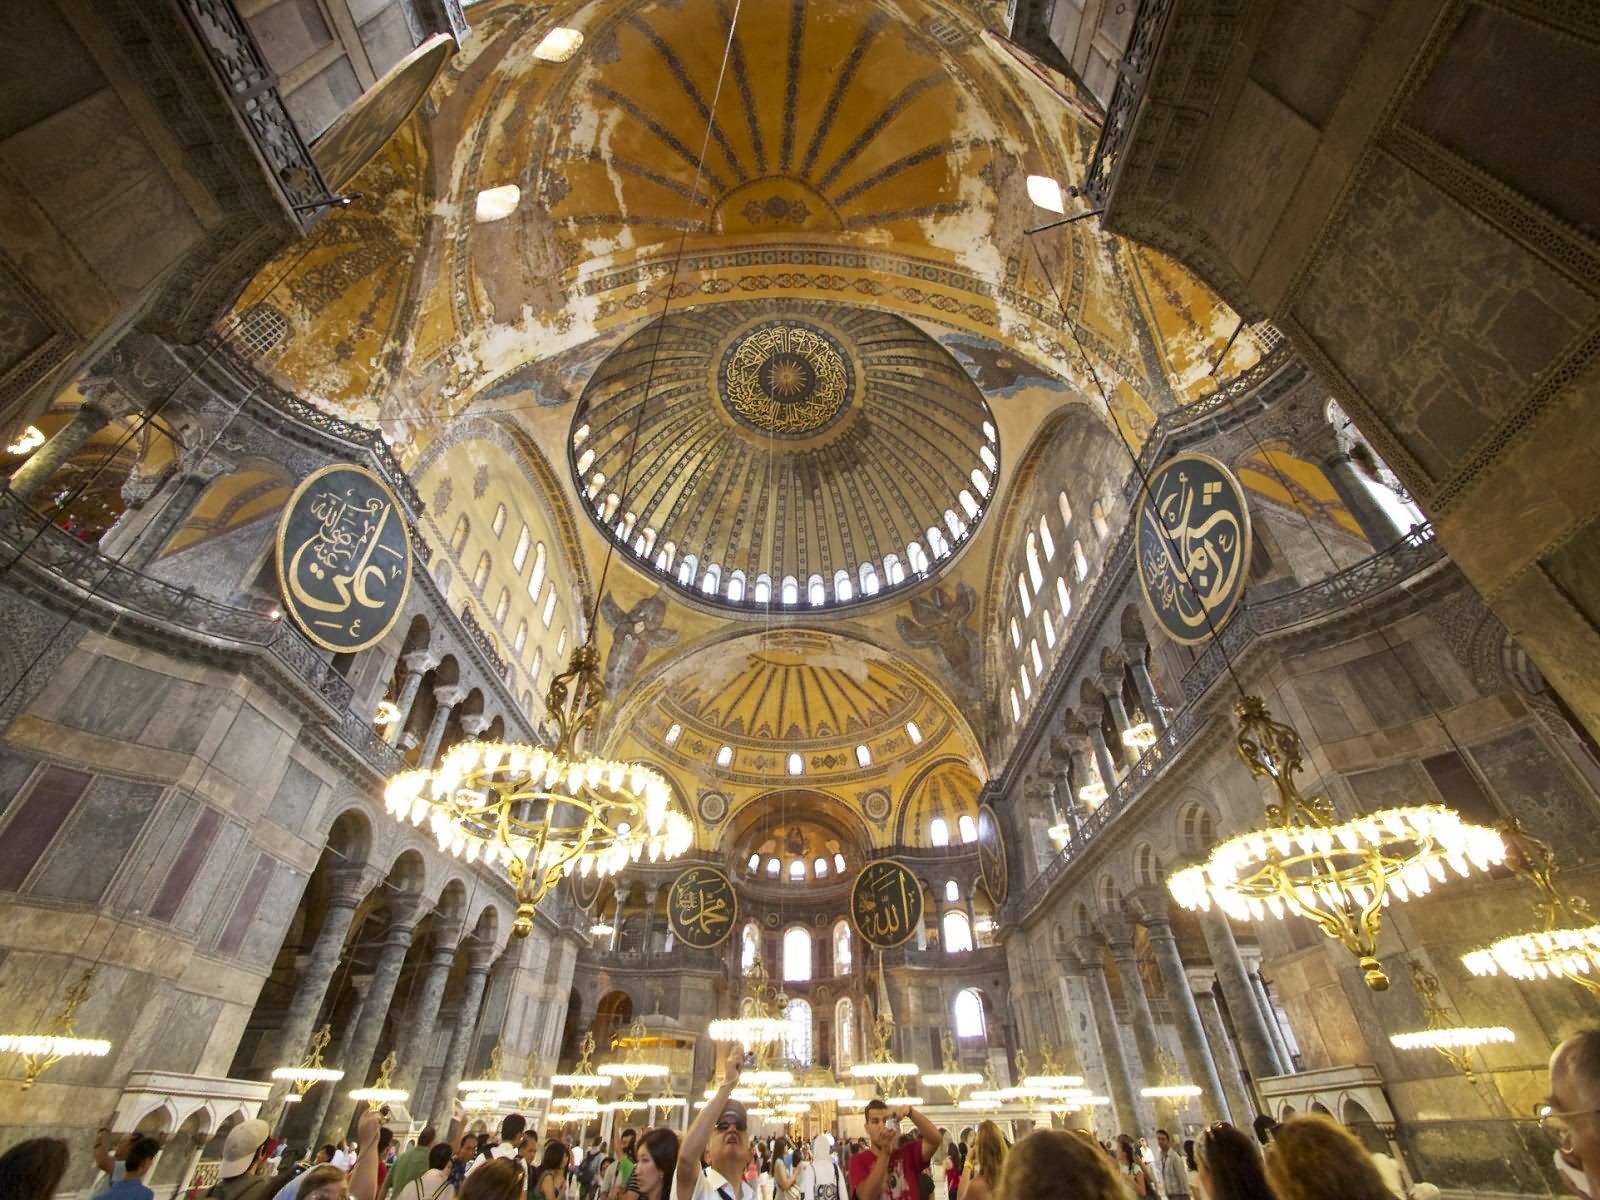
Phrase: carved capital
[
  {"left": 403, "top": 650, "right": 440, "bottom": 674},
  {"left": 433, "top": 684, "right": 467, "bottom": 707},
  {"left": 459, "top": 713, "right": 491, "bottom": 737}
]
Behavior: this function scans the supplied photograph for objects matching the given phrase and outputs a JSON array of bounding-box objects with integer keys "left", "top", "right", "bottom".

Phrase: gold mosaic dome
[{"left": 570, "top": 300, "right": 998, "bottom": 610}]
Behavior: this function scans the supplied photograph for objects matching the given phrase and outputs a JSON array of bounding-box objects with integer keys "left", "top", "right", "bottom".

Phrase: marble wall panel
[
  {"left": 0, "top": 764, "right": 89, "bottom": 890},
  {"left": 1249, "top": 0, "right": 1377, "bottom": 129},
  {"left": 268, "top": 756, "right": 324, "bottom": 832},
  {"left": 1343, "top": 761, "right": 1430, "bottom": 814},
  {"left": 45, "top": 656, "right": 213, "bottom": 752},
  {"left": 1343, "top": 642, "right": 1451, "bottom": 728},
  {"left": 0, "top": 751, "right": 39, "bottom": 823},
  {"left": 28, "top": 775, "right": 163, "bottom": 904},
  {"left": 1473, "top": 725, "right": 1600, "bottom": 864}
]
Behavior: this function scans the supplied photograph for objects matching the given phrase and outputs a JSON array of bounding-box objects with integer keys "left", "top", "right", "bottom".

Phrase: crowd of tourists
[{"left": 2, "top": 1028, "right": 1593, "bottom": 1200}]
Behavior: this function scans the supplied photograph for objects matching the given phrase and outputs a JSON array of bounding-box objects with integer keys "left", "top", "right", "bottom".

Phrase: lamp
[
  {"left": 1461, "top": 819, "right": 1600, "bottom": 997},
  {"left": 1139, "top": 1049, "right": 1202, "bottom": 1101},
  {"left": 0, "top": 968, "right": 111, "bottom": 1091},
  {"left": 1168, "top": 696, "right": 1505, "bottom": 990},
  {"left": 460, "top": 1043, "right": 519, "bottom": 1094},
  {"left": 270, "top": 1024, "right": 344, "bottom": 1100},
  {"left": 846, "top": 1008, "right": 920, "bottom": 1092},
  {"left": 1390, "top": 959, "right": 1513, "bottom": 1080},
  {"left": 1122, "top": 709, "right": 1158, "bottom": 751},
  {"left": 349, "top": 1051, "right": 409, "bottom": 1104},
  {"left": 922, "top": 1032, "right": 983, "bottom": 1103},
  {"left": 709, "top": 959, "right": 792, "bottom": 1048},
  {"left": 599, "top": 1018, "right": 670, "bottom": 1110},
  {"left": 385, "top": 644, "right": 692, "bottom": 938}
]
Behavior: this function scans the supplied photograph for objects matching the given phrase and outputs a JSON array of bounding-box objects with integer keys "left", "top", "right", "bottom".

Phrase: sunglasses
[{"left": 716, "top": 1121, "right": 749, "bottom": 1133}]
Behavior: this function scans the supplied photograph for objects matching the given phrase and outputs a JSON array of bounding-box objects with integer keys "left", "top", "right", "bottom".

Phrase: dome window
[
  {"left": 716, "top": 745, "right": 733, "bottom": 768},
  {"left": 787, "top": 752, "right": 804, "bottom": 776},
  {"left": 855, "top": 744, "right": 872, "bottom": 768}
]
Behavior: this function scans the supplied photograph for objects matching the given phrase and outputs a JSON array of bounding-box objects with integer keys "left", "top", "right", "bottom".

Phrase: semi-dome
[{"left": 569, "top": 300, "right": 998, "bottom": 611}]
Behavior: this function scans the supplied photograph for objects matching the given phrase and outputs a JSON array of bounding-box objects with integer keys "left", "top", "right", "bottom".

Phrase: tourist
[
  {"left": 676, "top": 1057, "right": 755, "bottom": 1200},
  {"left": 394, "top": 1146, "right": 455, "bottom": 1200},
  {"left": 209, "top": 1119, "right": 276, "bottom": 1200},
  {"left": 800, "top": 1133, "right": 843, "bottom": 1200},
  {"left": 849, "top": 1101, "right": 941, "bottom": 1200},
  {"left": 449, "top": 1138, "right": 479, "bottom": 1193},
  {"left": 334, "top": 1144, "right": 357, "bottom": 1173},
  {"left": 292, "top": 1110, "right": 383, "bottom": 1200},
  {"left": 1249, "top": 1118, "right": 1277, "bottom": 1161},
  {"left": 1548, "top": 1027, "right": 1600, "bottom": 1199},
  {"left": 533, "top": 1141, "right": 572, "bottom": 1200},
  {"left": 1262, "top": 1115, "right": 1395, "bottom": 1200},
  {"left": 771, "top": 1137, "right": 797, "bottom": 1200},
  {"left": 93, "top": 1130, "right": 135, "bottom": 1194},
  {"left": 0, "top": 1138, "right": 71, "bottom": 1200},
  {"left": 387, "top": 1128, "right": 438, "bottom": 1198},
  {"left": 1182, "top": 1141, "right": 1203, "bottom": 1200},
  {"left": 473, "top": 1117, "right": 527, "bottom": 1176},
  {"left": 1113, "top": 1136, "right": 1154, "bottom": 1199},
  {"left": 628, "top": 1128, "right": 679, "bottom": 1200},
  {"left": 611, "top": 1129, "right": 638, "bottom": 1200},
  {"left": 1156, "top": 1131, "right": 1189, "bottom": 1200},
  {"left": 958, "top": 1122, "right": 1007, "bottom": 1200},
  {"left": 104, "top": 1136, "right": 161, "bottom": 1200},
  {"left": 994, "top": 1129, "right": 1123, "bottom": 1200},
  {"left": 376, "top": 1130, "right": 396, "bottom": 1194},
  {"left": 460, "top": 1160, "right": 525, "bottom": 1200},
  {"left": 1192, "top": 1125, "right": 1271, "bottom": 1200}
]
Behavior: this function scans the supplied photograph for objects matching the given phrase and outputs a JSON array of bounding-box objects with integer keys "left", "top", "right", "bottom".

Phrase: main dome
[{"left": 570, "top": 301, "right": 998, "bottom": 610}]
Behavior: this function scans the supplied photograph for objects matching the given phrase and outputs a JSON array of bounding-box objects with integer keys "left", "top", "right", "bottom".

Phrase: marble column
[
  {"left": 1191, "top": 974, "right": 1252, "bottom": 1125},
  {"left": 117, "top": 454, "right": 230, "bottom": 569},
  {"left": 1197, "top": 909, "right": 1285, "bottom": 1079},
  {"left": 1250, "top": 970, "right": 1295, "bottom": 1071},
  {"left": 1065, "top": 739, "right": 1095, "bottom": 819},
  {"left": 642, "top": 885, "right": 660, "bottom": 956},
  {"left": 394, "top": 918, "right": 463, "bottom": 1097},
  {"left": 1047, "top": 778, "right": 1078, "bottom": 839},
  {"left": 1075, "top": 942, "right": 1143, "bottom": 1138},
  {"left": 1086, "top": 721, "right": 1120, "bottom": 797},
  {"left": 385, "top": 652, "right": 438, "bottom": 746},
  {"left": 1102, "top": 689, "right": 1142, "bottom": 767},
  {"left": 429, "top": 940, "right": 496, "bottom": 1133},
  {"left": 301, "top": 977, "right": 371, "bottom": 1144},
  {"left": 1104, "top": 929, "right": 1163, "bottom": 1087},
  {"left": 7, "top": 399, "right": 118, "bottom": 501},
  {"left": 258, "top": 865, "right": 366, "bottom": 1127},
  {"left": 1124, "top": 653, "right": 1168, "bottom": 733},
  {"left": 419, "top": 685, "right": 466, "bottom": 766},
  {"left": 1321, "top": 449, "right": 1409, "bottom": 548},
  {"left": 1141, "top": 913, "right": 1228, "bottom": 1123},
  {"left": 319, "top": 897, "right": 424, "bottom": 1144}
]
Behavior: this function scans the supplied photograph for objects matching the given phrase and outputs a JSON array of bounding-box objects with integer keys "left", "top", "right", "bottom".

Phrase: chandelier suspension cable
[{"left": 575, "top": 0, "right": 745, "bottom": 652}]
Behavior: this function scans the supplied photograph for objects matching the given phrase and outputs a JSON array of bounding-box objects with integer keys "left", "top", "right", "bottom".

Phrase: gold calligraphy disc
[
  {"left": 1134, "top": 452, "right": 1253, "bottom": 646},
  {"left": 275, "top": 463, "right": 413, "bottom": 653},
  {"left": 850, "top": 859, "right": 923, "bottom": 950},
  {"left": 666, "top": 865, "right": 738, "bottom": 950},
  {"left": 976, "top": 804, "right": 1008, "bottom": 905}
]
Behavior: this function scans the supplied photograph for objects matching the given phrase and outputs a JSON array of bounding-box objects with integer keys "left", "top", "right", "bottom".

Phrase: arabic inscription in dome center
[{"left": 718, "top": 321, "right": 853, "bottom": 437}]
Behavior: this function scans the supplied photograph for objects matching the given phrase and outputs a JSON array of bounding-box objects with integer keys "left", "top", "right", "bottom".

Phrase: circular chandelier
[
  {"left": 1168, "top": 696, "right": 1505, "bottom": 990},
  {"left": 709, "top": 959, "right": 792, "bottom": 1048},
  {"left": 1390, "top": 960, "right": 1514, "bottom": 1080},
  {"left": 1461, "top": 818, "right": 1600, "bottom": 996},
  {"left": 599, "top": 1018, "right": 671, "bottom": 1111},
  {"left": 349, "top": 1051, "right": 409, "bottom": 1103},
  {"left": 385, "top": 645, "right": 692, "bottom": 938},
  {"left": 271, "top": 1024, "right": 344, "bottom": 1099},
  {"left": 1122, "top": 709, "right": 1158, "bottom": 751},
  {"left": 460, "top": 1044, "right": 519, "bottom": 1095},
  {"left": 1, "top": 969, "right": 111, "bottom": 1091},
  {"left": 847, "top": 1008, "right": 919, "bottom": 1091},
  {"left": 1138, "top": 1049, "right": 1200, "bottom": 1101},
  {"left": 923, "top": 1032, "right": 982, "bottom": 1103}
]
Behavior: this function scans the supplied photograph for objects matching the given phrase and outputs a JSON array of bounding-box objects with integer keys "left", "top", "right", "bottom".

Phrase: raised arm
[
  {"left": 349, "top": 1108, "right": 383, "bottom": 1200},
  {"left": 901, "top": 1106, "right": 941, "bottom": 1160},
  {"left": 677, "top": 1054, "right": 743, "bottom": 1200}
]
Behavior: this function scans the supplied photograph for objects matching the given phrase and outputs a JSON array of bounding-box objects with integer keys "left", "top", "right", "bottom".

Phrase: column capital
[
  {"left": 403, "top": 650, "right": 440, "bottom": 674},
  {"left": 433, "top": 684, "right": 467, "bottom": 707},
  {"left": 1071, "top": 936, "right": 1107, "bottom": 967},
  {"left": 326, "top": 862, "right": 374, "bottom": 902},
  {"left": 383, "top": 892, "right": 428, "bottom": 941},
  {"left": 463, "top": 935, "right": 499, "bottom": 971},
  {"left": 459, "top": 713, "right": 492, "bottom": 737},
  {"left": 1187, "top": 967, "right": 1219, "bottom": 993}
]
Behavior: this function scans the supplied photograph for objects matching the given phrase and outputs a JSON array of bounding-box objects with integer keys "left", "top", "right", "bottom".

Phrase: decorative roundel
[
  {"left": 719, "top": 320, "right": 854, "bottom": 438},
  {"left": 698, "top": 790, "right": 729, "bottom": 824},
  {"left": 862, "top": 789, "right": 892, "bottom": 823},
  {"left": 851, "top": 859, "right": 923, "bottom": 950},
  {"left": 666, "top": 866, "right": 738, "bottom": 950},
  {"left": 1135, "top": 452, "right": 1253, "bottom": 645},
  {"left": 763, "top": 911, "right": 781, "bottom": 929},
  {"left": 570, "top": 868, "right": 603, "bottom": 911},
  {"left": 976, "top": 803, "right": 1009, "bottom": 905}
]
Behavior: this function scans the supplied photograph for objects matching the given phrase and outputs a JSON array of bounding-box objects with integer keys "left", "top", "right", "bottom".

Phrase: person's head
[
  {"left": 418, "top": 1127, "right": 438, "bottom": 1150},
  {"left": 1263, "top": 1115, "right": 1393, "bottom": 1200},
  {"left": 316, "top": 1145, "right": 336, "bottom": 1164},
  {"left": 1115, "top": 1136, "right": 1136, "bottom": 1168},
  {"left": 1550, "top": 1027, "right": 1600, "bottom": 1198},
  {"left": 125, "top": 1137, "right": 161, "bottom": 1178},
  {"left": 459, "top": 1133, "right": 479, "bottom": 1158},
  {"left": 996, "top": 1130, "right": 1122, "bottom": 1200},
  {"left": 1194, "top": 1124, "right": 1273, "bottom": 1200},
  {"left": 711, "top": 1097, "right": 752, "bottom": 1175},
  {"left": 1251, "top": 1115, "right": 1277, "bottom": 1147},
  {"left": 622, "top": 1129, "right": 637, "bottom": 1157},
  {"left": 865, "top": 1100, "right": 895, "bottom": 1151},
  {"left": 462, "top": 1158, "right": 525, "bottom": 1200},
  {"left": 0, "top": 1138, "right": 70, "bottom": 1200},
  {"left": 1156, "top": 1131, "right": 1171, "bottom": 1155},
  {"left": 378, "top": 1128, "right": 395, "bottom": 1157},
  {"left": 633, "top": 1128, "right": 679, "bottom": 1200},
  {"left": 429, "top": 1145, "right": 454, "bottom": 1173},
  {"left": 221, "top": 1119, "right": 272, "bottom": 1181},
  {"left": 539, "top": 1141, "right": 570, "bottom": 1177},
  {"left": 298, "top": 1165, "right": 350, "bottom": 1200},
  {"left": 500, "top": 1114, "right": 528, "bottom": 1147},
  {"left": 976, "top": 1122, "right": 1008, "bottom": 1180},
  {"left": 1182, "top": 1140, "right": 1197, "bottom": 1172}
]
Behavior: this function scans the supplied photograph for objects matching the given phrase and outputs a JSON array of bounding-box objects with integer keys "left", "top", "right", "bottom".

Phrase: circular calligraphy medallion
[
  {"left": 1135, "top": 452, "right": 1253, "bottom": 646},
  {"left": 666, "top": 866, "right": 738, "bottom": 950},
  {"left": 275, "top": 464, "right": 413, "bottom": 653},
  {"left": 570, "top": 869, "right": 603, "bottom": 912},
  {"left": 976, "top": 804, "right": 1008, "bottom": 905},
  {"left": 698, "top": 790, "right": 729, "bottom": 825},
  {"left": 717, "top": 320, "right": 854, "bottom": 438},
  {"left": 862, "top": 789, "right": 891, "bottom": 823},
  {"left": 850, "top": 859, "right": 924, "bottom": 950}
]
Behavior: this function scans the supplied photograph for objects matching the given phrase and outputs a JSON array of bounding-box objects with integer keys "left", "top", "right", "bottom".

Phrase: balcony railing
[
  {"left": 1008, "top": 524, "right": 1445, "bottom": 922},
  {"left": 1083, "top": 0, "right": 1174, "bottom": 205}
]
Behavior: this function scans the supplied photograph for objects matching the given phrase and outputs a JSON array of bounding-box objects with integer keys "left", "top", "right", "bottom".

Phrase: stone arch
[
  {"left": 1072, "top": 900, "right": 1096, "bottom": 938},
  {"left": 1176, "top": 796, "right": 1219, "bottom": 858},
  {"left": 384, "top": 847, "right": 428, "bottom": 899},
  {"left": 1097, "top": 872, "right": 1122, "bottom": 914},
  {"left": 325, "top": 807, "right": 374, "bottom": 866},
  {"left": 435, "top": 877, "right": 468, "bottom": 920},
  {"left": 593, "top": 989, "right": 635, "bottom": 1051},
  {"left": 1119, "top": 604, "right": 1147, "bottom": 643},
  {"left": 1132, "top": 842, "right": 1161, "bottom": 887},
  {"left": 470, "top": 902, "right": 501, "bottom": 945}
]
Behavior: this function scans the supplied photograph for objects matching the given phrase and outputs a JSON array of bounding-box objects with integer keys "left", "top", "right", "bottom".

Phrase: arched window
[
  {"left": 931, "top": 817, "right": 950, "bottom": 847},
  {"left": 542, "top": 587, "right": 558, "bottom": 627},
  {"left": 635, "top": 526, "right": 657, "bottom": 557},
  {"left": 928, "top": 527, "right": 950, "bottom": 558},
  {"left": 619, "top": 511, "right": 637, "bottom": 539},
  {"left": 1010, "top": 688, "right": 1021, "bottom": 722},
  {"left": 747, "top": 853, "right": 760, "bottom": 873},
  {"left": 943, "top": 910, "right": 973, "bottom": 953},
  {"left": 513, "top": 526, "right": 531, "bottom": 572},
  {"left": 527, "top": 543, "right": 546, "bottom": 600},
  {"left": 1039, "top": 515, "right": 1056, "bottom": 561},
  {"left": 1026, "top": 533, "right": 1044, "bottom": 591},
  {"left": 716, "top": 745, "right": 733, "bottom": 768},
  {"left": 664, "top": 723, "right": 682, "bottom": 746},
  {"left": 944, "top": 509, "right": 965, "bottom": 540},
  {"left": 677, "top": 554, "right": 697, "bottom": 586},
  {"left": 753, "top": 573, "right": 772, "bottom": 604},
  {"left": 789, "top": 858, "right": 805, "bottom": 880},
  {"left": 741, "top": 922, "right": 761, "bottom": 973},
  {"left": 1058, "top": 491, "right": 1073, "bottom": 528},
  {"left": 492, "top": 504, "right": 507, "bottom": 537},
  {"left": 655, "top": 541, "right": 676, "bottom": 571},
  {"left": 1056, "top": 576, "right": 1071, "bottom": 618},
  {"left": 980, "top": 444, "right": 997, "bottom": 471},
  {"left": 944, "top": 879, "right": 960, "bottom": 902},
  {"left": 833, "top": 569, "right": 853, "bottom": 602},
  {"left": 766, "top": 857, "right": 780, "bottom": 876},
  {"left": 814, "top": 856, "right": 829, "bottom": 878},
  {"left": 959, "top": 489, "right": 979, "bottom": 518},
  {"left": 530, "top": 647, "right": 543, "bottom": 686},
  {"left": 1073, "top": 540, "right": 1089, "bottom": 581},
  {"left": 787, "top": 752, "right": 804, "bottom": 776},
  {"left": 885, "top": 555, "right": 904, "bottom": 585},
  {"left": 727, "top": 569, "right": 746, "bottom": 602},
  {"left": 601, "top": 492, "right": 621, "bottom": 521},
  {"left": 576, "top": 447, "right": 595, "bottom": 474},
  {"left": 971, "top": 469, "right": 990, "bottom": 498},
  {"left": 1020, "top": 667, "right": 1032, "bottom": 700},
  {"left": 513, "top": 621, "right": 528, "bottom": 655},
  {"left": 833, "top": 852, "right": 846, "bottom": 873},
  {"left": 859, "top": 562, "right": 879, "bottom": 595},
  {"left": 473, "top": 552, "right": 491, "bottom": 590},
  {"left": 586, "top": 472, "right": 605, "bottom": 500},
  {"left": 1030, "top": 638, "right": 1043, "bottom": 676},
  {"left": 908, "top": 540, "right": 930, "bottom": 574},
  {"left": 701, "top": 563, "right": 721, "bottom": 595},
  {"left": 1092, "top": 499, "right": 1111, "bottom": 539},
  {"left": 781, "top": 575, "right": 799, "bottom": 605},
  {"left": 958, "top": 814, "right": 978, "bottom": 843},
  {"left": 835, "top": 997, "right": 855, "bottom": 1069},
  {"left": 983, "top": 420, "right": 997, "bottom": 443},
  {"left": 954, "top": 988, "right": 986, "bottom": 1040},
  {"left": 784, "top": 998, "right": 813, "bottom": 1066},
  {"left": 808, "top": 575, "right": 826, "bottom": 606},
  {"left": 573, "top": 423, "right": 590, "bottom": 447},
  {"left": 451, "top": 515, "right": 470, "bottom": 554},
  {"left": 783, "top": 927, "right": 812, "bottom": 982},
  {"left": 1010, "top": 618, "right": 1021, "bottom": 648},
  {"left": 494, "top": 588, "right": 510, "bottom": 624},
  {"left": 1018, "top": 573, "right": 1032, "bottom": 616},
  {"left": 833, "top": 920, "right": 852, "bottom": 976},
  {"left": 1042, "top": 609, "right": 1057, "bottom": 648}
]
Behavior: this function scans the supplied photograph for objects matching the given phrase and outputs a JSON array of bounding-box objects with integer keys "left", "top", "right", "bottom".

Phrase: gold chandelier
[
  {"left": 0, "top": 968, "right": 111, "bottom": 1090},
  {"left": 349, "top": 1050, "right": 409, "bottom": 1104},
  {"left": 271, "top": 1024, "right": 344, "bottom": 1104},
  {"left": 1168, "top": 696, "right": 1505, "bottom": 990},
  {"left": 1461, "top": 819, "right": 1600, "bottom": 996},
  {"left": 709, "top": 959, "right": 792, "bottom": 1048},
  {"left": 385, "top": 644, "right": 692, "bottom": 937},
  {"left": 1390, "top": 959, "right": 1513, "bottom": 1080},
  {"left": 1122, "top": 708, "right": 1158, "bottom": 751},
  {"left": 460, "top": 1043, "right": 519, "bottom": 1096},
  {"left": 1139, "top": 1048, "right": 1201, "bottom": 1102},
  {"left": 922, "top": 1031, "right": 983, "bottom": 1103},
  {"left": 600, "top": 1017, "right": 670, "bottom": 1112},
  {"left": 847, "top": 1008, "right": 919, "bottom": 1092}
]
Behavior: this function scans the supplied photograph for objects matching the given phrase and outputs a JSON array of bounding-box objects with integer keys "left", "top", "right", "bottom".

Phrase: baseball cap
[
  {"left": 717, "top": 1098, "right": 749, "bottom": 1130},
  {"left": 221, "top": 1118, "right": 271, "bottom": 1178}
]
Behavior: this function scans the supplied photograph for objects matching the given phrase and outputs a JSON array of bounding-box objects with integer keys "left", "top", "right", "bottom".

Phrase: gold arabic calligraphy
[
  {"left": 669, "top": 868, "right": 735, "bottom": 948},
  {"left": 852, "top": 862, "right": 921, "bottom": 948},
  {"left": 1138, "top": 457, "right": 1249, "bottom": 640}
]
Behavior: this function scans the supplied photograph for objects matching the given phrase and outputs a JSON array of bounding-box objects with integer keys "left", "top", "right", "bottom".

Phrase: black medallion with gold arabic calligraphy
[
  {"left": 850, "top": 859, "right": 923, "bottom": 950},
  {"left": 667, "top": 866, "right": 738, "bottom": 950},
  {"left": 276, "top": 464, "right": 412, "bottom": 653},
  {"left": 1135, "top": 453, "right": 1252, "bottom": 646},
  {"left": 975, "top": 805, "right": 1008, "bottom": 905},
  {"left": 570, "top": 868, "right": 603, "bottom": 913}
]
